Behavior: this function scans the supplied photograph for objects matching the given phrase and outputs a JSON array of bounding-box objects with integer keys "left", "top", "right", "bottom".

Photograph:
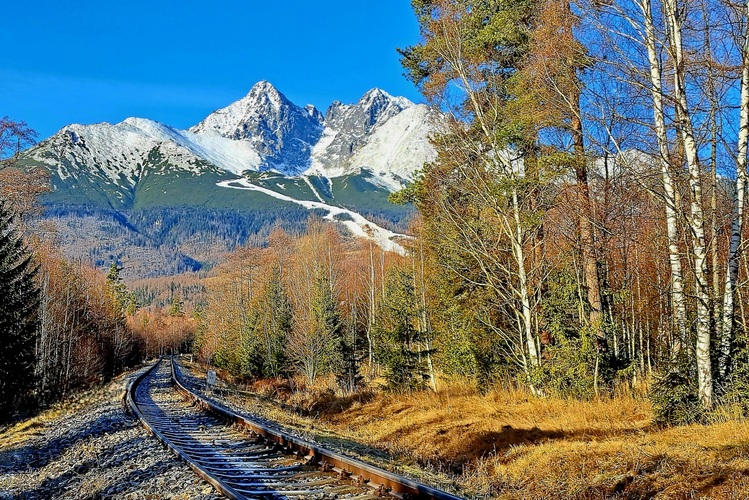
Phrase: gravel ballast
[{"left": 0, "top": 365, "right": 226, "bottom": 500}]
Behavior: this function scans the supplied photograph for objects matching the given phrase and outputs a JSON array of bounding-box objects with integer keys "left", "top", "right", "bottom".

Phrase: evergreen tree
[
  {"left": 397, "top": 0, "right": 555, "bottom": 385},
  {"left": 262, "top": 268, "right": 292, "bottom": 377},
  {"left": 376, "top": 267, "right": 431, "bottom": 392},
  {"left": 240, "top": 308, "right": 265, "bottom": 378},
  {"left": 0, "top": 200, "right": 40, "bottom": 420},
  {"left": 336, "top": 315, "right": 365, "bottom": 394},
  {"left": 287, "top": 263, "right": 343, "bottom": 385},
  {"left": 106, "top": 262, "right": 136, "bottom": 315},
  {"left": 239, "top": 268, "right": 292, "bottom": 379},
  {"left": 311, "top": 266, "right": 344, "bottom": 377},
  {"left": 169, "top": 295, "right": 184, "bottom": 317},
  {"left": 192, "top": 303, "right": 208, "bottom": 358}
]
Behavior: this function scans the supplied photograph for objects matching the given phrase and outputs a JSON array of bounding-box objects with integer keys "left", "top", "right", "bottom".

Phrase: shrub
[
  {"left": 650, "top": 367, "right": 702, "bottom": 426},
  {"left": 715, "top": 338, "right": 749, "bottom": 419},
  {"left": 534, "top": 332, "right": 598, "bottom": 399}
]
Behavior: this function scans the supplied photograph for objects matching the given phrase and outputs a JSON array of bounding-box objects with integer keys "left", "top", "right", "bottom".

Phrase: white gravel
[{"left": 0, "top": 366, "right": 226, "bottom": 500}]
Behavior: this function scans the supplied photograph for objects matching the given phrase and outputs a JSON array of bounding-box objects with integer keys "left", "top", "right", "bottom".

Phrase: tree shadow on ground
[
  {"left": 9, "top": 435, "right": 184, "bottom": 500},
  {"left": 0, "top": 409, "right": 136, "bottom": 473},
  {"left": 410, "top": 424, "right": 646, "bottom": 474}
]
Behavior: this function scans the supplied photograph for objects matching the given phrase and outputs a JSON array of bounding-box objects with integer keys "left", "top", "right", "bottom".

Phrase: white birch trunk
[
  {"left": 664, "top": 0, "right": 713, "bottom": 407},
  {"left": 719, "top": 0, "right": 749, "bottom": 379},
  {"left": 641, "top": 0, "right": 688, "bottom": 354},
  {"left": 512, "top": 187, "right": 540, "bottom": 369}
]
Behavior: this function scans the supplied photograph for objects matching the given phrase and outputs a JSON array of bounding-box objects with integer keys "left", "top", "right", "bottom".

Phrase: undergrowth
[{"left": 186, "top": 360, "right": 749, "bottom": 499}]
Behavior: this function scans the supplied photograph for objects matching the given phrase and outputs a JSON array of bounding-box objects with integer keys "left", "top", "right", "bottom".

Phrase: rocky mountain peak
[
  {"left": 322, "top": 88, "right": 409, "bottom": 135},
  {"left": 323, "top": 100, "right": 348, "bottom": 124},
  {"left": 360, "top": 88, "right": 412, "bottom": 114},
  {"left": 190, "top": 81, "right": 292, "bottom": 138},
  {"left": 307, "top": 88, "right": 429, "bottom": 177},
  {"left": 304, "top": 104, "right": 324, "bottom": 123},
  {"left": 23, "top": 82, "right": 436, "bottom": 191},
  {"left": 243, "top": 80, "right": 289, "bottom": 112},
  {"left": 190, "top": 81, "right": 323, "bottom": 174}
]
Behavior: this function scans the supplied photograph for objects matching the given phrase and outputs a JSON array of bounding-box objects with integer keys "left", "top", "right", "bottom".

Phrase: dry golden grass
[
  {"left": 253, "top": 377, "right": 749, "bottom": 498},
  {"left": 0, "top": 407, "right": 65, "bottom": 449},
  {"left": 467, "top": 420, "right": 749, "bottom": 498},
  {"left": 323, "top": 381, "right": 749, "bottom": 499},
  {"left": 180, "top": 361, "right": 749, "bottom": 499},
  {"left": 0, "top": 374, "right": 126, "bottom": 451}
]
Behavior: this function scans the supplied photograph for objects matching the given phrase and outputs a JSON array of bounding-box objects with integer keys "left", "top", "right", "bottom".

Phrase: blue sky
[{"left": 1, "top": 1, "right": 422, "bottom": 139}]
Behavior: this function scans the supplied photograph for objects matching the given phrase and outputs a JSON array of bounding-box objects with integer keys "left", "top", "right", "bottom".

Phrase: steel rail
[
  {"left": 170, "top": 358, "right": 463, "bottom": 500},
  {"left": 128, "top": 357, "right": 464, "bottom": 500},
  {"left": 126, "top": 358, "right": 246, "bottom": 499}
]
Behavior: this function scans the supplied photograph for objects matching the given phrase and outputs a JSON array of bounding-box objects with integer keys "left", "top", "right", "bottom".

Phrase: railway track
[{"left": 126, "top": 358, "right": 463, "bottom": 500}]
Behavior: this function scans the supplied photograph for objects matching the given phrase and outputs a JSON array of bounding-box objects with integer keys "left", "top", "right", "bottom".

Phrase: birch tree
[
  {"left": 640, "top": 0, "right": 689, "bottom": 353},
  {"left": 719, "top": 0, "right": 749, "bottom": 380},
  {"left": 596, "top": 0, "right": 730, "bottom": 406},
  {"left": 662, "top": 0, "right": 713, "bottom": 407}
]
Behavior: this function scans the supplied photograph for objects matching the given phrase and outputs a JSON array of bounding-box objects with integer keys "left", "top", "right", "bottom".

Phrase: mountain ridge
[
  {"left": 15, "top": 82, "right": 435, "bottom": 279},
  {"left": 24, "top": 81, "right": 438, "bottom": 188}
]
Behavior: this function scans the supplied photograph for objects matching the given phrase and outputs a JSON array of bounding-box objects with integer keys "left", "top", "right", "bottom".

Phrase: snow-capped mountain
[
  {"left": 24, "top": 81, "right": 438, "bottom": 194},
  {"left": 308, "top": 88, "right": 437, "bottom": 189},
  {"left": 18, "top": 82, "right": 435, "bottom": 277},
  {"left": 189, "top": 81, "right": 323, "bottom": 174},
  {"left": 38, "top": 117, "right": 262, "bottom": 182}
]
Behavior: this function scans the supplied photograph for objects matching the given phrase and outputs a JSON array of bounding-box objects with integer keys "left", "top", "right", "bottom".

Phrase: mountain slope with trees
[{"left": 13, "top": 83, "right": 435, "bottom": 280}]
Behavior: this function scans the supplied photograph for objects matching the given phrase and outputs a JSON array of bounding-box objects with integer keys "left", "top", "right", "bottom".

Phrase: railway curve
[{"left": 126, "top": 358, "right": 463, "bottom": 500}]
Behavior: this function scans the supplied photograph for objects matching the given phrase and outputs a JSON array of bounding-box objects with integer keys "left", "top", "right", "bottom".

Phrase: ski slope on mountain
[{"left": 216, "top": 178, "right": 407, "bottom": 255}]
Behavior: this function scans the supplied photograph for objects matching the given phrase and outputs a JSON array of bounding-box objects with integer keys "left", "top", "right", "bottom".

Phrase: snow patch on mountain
[
  {"left": 310, "top": 128, "right": 338, "bottom": 163},
  {"left": 302, "top": 176, "right": 325, "bottom": 202},
  {"left": 217, "top": 178, "right": 407, "bottom": 255},
  {"left": 122, "top": 118, "right": 263, "bottom": 175},
  {"left": 348, "top": 105, "right": 436, "bottom": 178}
]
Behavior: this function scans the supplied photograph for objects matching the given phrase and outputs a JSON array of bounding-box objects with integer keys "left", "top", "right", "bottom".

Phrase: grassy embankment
[{"left": 191, "top": 362, "right": 749, "bottom": 499}]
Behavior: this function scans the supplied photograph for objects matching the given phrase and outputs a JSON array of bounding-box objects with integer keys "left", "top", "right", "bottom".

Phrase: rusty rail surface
[{"left": 127, "top": 357, "right": 464, "bottom": 500}]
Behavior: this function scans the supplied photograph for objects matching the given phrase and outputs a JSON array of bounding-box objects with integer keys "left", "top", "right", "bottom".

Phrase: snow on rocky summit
[{"left": 27, "top": 81, "right": 439, "bottom": 191}]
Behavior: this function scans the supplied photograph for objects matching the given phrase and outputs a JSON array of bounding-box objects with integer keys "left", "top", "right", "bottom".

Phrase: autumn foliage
[{"left": 31, "top": 244, "right": 140, "bottom": 404}]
